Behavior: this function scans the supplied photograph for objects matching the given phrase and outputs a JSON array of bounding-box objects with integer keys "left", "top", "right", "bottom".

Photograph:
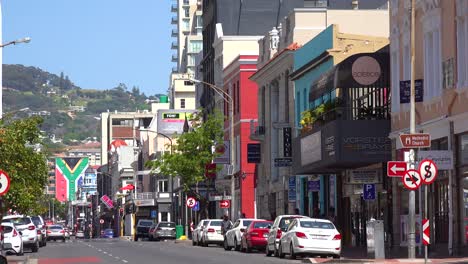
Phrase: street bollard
[{"left": 366, "top": 219, "right": 385, "bottom": 259}]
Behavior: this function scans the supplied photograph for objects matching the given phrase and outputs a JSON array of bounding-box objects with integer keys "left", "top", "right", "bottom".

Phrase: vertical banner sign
[
  {"left": 422, "top": 219, "right": 430, "bottom": 245},
  {"left": 288, "top": 177, "right": 296, "bottom": 202},
  {"left": 283, "top": 127, "right": 292, "bottom": 157},
  {"left": 55, "top": 157, "right": 89, "bottom": 202}
]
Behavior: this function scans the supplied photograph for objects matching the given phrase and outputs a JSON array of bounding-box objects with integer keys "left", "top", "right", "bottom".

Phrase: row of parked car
[
  {"left": 0, "top": 215, "right": 71, "bottom": 256},
  {"left": 191, "top": 214, "right": 341, "bottom": 260},
  {"left": 135, "top": 219, "right": 177, "bottom": 241}
]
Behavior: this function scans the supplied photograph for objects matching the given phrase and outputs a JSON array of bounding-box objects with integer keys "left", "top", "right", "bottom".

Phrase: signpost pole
[
  {"left": 424, "top": 184, "right": 428, "bottom": 264},
  {"left": 408, "top": 0, "right": 416, "bottom": 259}
]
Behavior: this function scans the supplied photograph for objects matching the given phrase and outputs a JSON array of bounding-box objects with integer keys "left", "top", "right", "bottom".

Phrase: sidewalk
[
  {"left": 305, "top": 246, "right": 468, "bottom": 264},
  {"left": 6, "top": 256, "right": 29, "bottom": 264}
]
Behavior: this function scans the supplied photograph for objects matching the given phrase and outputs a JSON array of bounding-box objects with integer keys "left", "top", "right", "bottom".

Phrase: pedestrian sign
[{"left": 363, "top": 184, "right": 376, "bottom": 200}]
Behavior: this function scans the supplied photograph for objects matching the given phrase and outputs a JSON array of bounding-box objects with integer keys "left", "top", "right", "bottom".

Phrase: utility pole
[{"left": 408, "top": 0, "right": 416, "bottom": 259}]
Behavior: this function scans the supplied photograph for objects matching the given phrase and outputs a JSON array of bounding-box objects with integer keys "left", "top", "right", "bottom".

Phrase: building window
[
  {"left": 422, "top": 10, "right": 442, "bottom": 100},
  {"left": 184, "top": 7, "right": 190, "bottom": 18},
  {"left": 180, "top": 98, "right": 186, "bottom": 109},
  {"left": 456, "top": 0, "right": 468, "bottom": 88},
  {"left": 189, "top": 40, "right": 202, "bottom": 53},
  {"left": 158, "top": 179, "right": 168, "bottom": 192},
  {"left": 183, "top": 20, "right": 190, "bottom": 31}
]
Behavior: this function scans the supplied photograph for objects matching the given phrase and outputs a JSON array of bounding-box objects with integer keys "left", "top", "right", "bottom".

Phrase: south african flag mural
[{"left": 55, "top": 157, "right": 89, "bottom": 202}]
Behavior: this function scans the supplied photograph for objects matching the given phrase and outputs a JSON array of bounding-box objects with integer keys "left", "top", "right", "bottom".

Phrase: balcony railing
[
  {"left": 300, "top": 105, "right": 390, "bottom": 135},
  {"left": 172, "top": 54, "right": 178, "bottom": 62},
  {"left": 171, "top": 16, "right": 178, "bottom": 24},
  {"left": 304, "top": 0, "right": 328, "bottom": 8},
  {"left": 135, "top": 192, "right": 156, "bottom": 200},
  {"left": 182, "top": 0, "right": 190, "bottom": 6},
  {"left": 171, "top": 41, "right": 178, "bottom": 49},
  {"left": 172, "top": 67, "right": 178, "bottom": 73},
  {"left": 171, "top": 3, "right": 178, "bottom": 12},
  {"left": 172, "top": 28, "right": 178, "bottom": 37}
]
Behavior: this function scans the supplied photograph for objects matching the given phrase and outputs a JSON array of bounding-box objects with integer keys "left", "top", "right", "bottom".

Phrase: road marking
[
  {"left": 108, "top": 254, "right": 113, "bottom": 257},
  {"left": 115, "top": 256, "right": 120, "bottom": 260},
  {"left": 122, "top": 260, "right": 128, "bottom": 263},
  {"left": 98, "top": 249, "right": 102, "bottom": 252},
  {"left": 103, "top": 251, "right": 107, "bottom": 254}
]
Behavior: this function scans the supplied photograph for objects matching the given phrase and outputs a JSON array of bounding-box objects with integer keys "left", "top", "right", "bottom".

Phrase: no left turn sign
[
  {"left": 0, "top": 170, "right": 11, "bottom": 196},
  {"left": 402, "top": 169, "right": 422, "bottom": 190},
  {"left": 419, "top": 159, "right": 438, "bottom": 185}
]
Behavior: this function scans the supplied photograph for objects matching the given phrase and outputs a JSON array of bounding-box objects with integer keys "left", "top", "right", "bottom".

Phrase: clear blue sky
[{"left": 2, "top": 0, "right": 173, "bottom": 96}]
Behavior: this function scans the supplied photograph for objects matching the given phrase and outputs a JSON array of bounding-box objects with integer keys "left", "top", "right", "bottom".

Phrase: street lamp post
[
  {"left": 189, "top": 78, "right": 236, "bottom": 219},
  {"left": 156, "top": 132, "right": 174, "bottom": 222},
  {"left": 0, "top": 33, "right": 31, "bottom": 118}
]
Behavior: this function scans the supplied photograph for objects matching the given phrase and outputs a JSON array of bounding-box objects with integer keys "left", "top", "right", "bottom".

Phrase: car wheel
[
  {"left": 290, "top": 243, "right": 296, "bottom": 260},
  {"left": 32, "top": 241, "right": 39, "bottom": 252},
  {"left": 265, "top": 244, "right": 273, "bottom": 256},
  {"left": 274, "top": 243, "right": 279, "bottom": 257},
  {"left": 278, "top": 243, "right": 285, "bottom": 259},
  {"left": 223, "top": 237, "right": 231, "bottom": 251},
  {"left": 234, "top": 238, "right": 241, "bottom": 251}
]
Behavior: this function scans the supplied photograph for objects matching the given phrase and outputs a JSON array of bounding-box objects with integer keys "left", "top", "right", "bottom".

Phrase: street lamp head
[
  {"left": 17, "top": 37, "right": 31, "bottom": 44},
  {"left": 188, "top": 78, "right": 201, "bottom": 84}
]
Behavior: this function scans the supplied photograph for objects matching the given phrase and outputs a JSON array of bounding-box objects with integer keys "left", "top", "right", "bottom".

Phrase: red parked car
[{"left": 240, "top": 220, "right": 273, "bottom": 253}]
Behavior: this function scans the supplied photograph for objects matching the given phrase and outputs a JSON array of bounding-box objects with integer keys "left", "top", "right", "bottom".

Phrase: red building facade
[{"left": 223, "top": 54, "right": 259, "bottom": 218}]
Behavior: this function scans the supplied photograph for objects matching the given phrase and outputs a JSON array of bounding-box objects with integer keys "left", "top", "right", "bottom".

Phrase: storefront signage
[
  {"left": 307, "top": 180, "right": 320, "bottom": 192},
  {"left": 247, "top": 143, "right": 261, "bottom": 163},
  {"left": 274, "top": 158, "right": 292, "bottom": 167},
  {"left": 351, "top": 56, "right": 381, "bottom": 86},
  {"left": 157, "top": 110, "right": 195, "bottom": 135},
  {"left": 404, "top": 150, "right": 454, "bottom": 170},
  {"left": 288, "top": 177, "right": 296, "bottom": 202},
  {"left": 135, "top": 199, "right": 156, "bottom": 207},
  {"left": 213, "top": 141, "right": 230, "bottom": 164},
  {"left": 400, "top": 79, "right": 424, "bottom": 103},
  {"left": 283, "top": 127, "right": 292, "bottom": 157},
  {"left": 324, "top": 136, "right": 336, "bottom": 157},
  {"left": 300, "top": 131, "right": 322, "bottom": 166},
  {"left": 346, "top": 169, "right": 381, "bottom": 184}
]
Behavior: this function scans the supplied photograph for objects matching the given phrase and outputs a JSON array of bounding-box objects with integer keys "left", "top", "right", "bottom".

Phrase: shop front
[{"left": 292, "top": 51, "right": 391, "bottom": 246}]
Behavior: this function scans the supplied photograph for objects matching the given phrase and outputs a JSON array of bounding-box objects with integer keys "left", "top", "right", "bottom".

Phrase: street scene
[{"left": 1, "top": 0, "right": 468, "bottom": 263}]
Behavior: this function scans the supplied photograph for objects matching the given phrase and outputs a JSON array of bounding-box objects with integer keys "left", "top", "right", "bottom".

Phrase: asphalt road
[{"left": 22, "top": 238, "right": 307, "bottom": 264}]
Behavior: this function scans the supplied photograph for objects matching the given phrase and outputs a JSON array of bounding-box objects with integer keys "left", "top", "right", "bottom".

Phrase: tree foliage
[
  {"left": 0, "top": 116, "right": 49, "bottom": 215},
  {"left": 147, "top": 110, "right": 224, "bottom": 190}
]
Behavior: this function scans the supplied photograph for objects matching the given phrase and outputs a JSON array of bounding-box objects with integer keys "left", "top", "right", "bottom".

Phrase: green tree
[
  {"left": 146, "top": 110, "right": 224, "bottom": 217},
  {"left": 0, "top": 116, "right": 49, "bottom": 216}
]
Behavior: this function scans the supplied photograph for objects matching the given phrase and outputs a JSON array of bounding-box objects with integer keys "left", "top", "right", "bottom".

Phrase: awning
[{"left": 120, "top": 184, "right": 135, "bottom": 191}]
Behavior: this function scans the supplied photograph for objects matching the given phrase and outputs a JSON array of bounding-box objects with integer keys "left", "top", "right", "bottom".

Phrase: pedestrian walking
[{"left": 221, "top": 214, "right": 232, "bottom": 236}]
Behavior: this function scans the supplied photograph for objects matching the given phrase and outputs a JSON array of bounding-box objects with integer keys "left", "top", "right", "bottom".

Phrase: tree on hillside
[
  {"left": 146, "top": 110, "right": 224, "bottom": 218},
  {"left": 0, "top": 116, "right": 49, "bottom": 216}
]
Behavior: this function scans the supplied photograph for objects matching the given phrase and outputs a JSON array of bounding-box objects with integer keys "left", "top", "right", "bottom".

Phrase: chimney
[{"left": 352, "top": 0, "right": 359, "bottom": 9}]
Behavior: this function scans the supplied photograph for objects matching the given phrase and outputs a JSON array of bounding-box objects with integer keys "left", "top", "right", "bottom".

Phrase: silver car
[
  {"left": 150, "top": 222, "right": 176, "bottom": 241},
  {"left": 46, "top": 225, "right": 66, "bottom": 242}
]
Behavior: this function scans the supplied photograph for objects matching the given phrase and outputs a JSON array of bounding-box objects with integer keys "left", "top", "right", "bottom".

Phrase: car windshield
[
  {"left": 158, "top": 222, "right": 175, "bottom": 228},
  {"left": 1, "top": 225, "right": 13, "bottom": 233},
  {"left": 50, "top": 225, "right": 63, "bottom": 230},
  {"left": 2, "top": 217, "right": 31, "bottom": 225},
  {"left": 300, "top": 221, "right": 335, "bottom": 229},
  {"left": 31, "top": 216, "right": 42, "bottom": 226},
  {"left": 253, "top": 222, "right": 272, "bottom": 229},
  {"left": 279, "top": 217, "right": 298, "bottom": 230},
  {"left": 139, "top": 221, "right": 153, "bottom": 226},
  {"left": 210, "top": 221, "right": 222, "bottom": 226},
  {"left": 242, "top": 220, "right": 252, "bottom": 227}
]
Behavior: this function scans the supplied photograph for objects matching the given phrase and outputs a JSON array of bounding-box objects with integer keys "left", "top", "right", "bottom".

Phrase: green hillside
[{"left": 2, "top": 64, "right": 164, "bottom": 148}]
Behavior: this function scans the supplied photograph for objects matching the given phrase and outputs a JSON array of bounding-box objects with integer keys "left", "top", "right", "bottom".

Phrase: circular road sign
[
  {"left": 419, "top": 159, "right": 438, "bottom": 185},
  {"left": 402, "top": 169, "right": 422, "bottom": 190},
  {"left": 186, "top": 197, "right": 196, "bottom": 208},
  {"left": 100, "top": 219, "right": 104, "bottom": 224},
  {"left": 0, "top": 170, "right": 11, "bottom": 196}
]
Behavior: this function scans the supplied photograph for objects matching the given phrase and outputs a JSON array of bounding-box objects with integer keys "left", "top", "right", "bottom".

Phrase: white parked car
[
  {"left": 192, "top": 219, "right": 209, "bottom": 246},
  {"left": 200, "top": 220, "right": 223, "bottom": 246},
  {"left": 224, "top": 218, "right": 258, "bottom": 251},
  {"left": 266, "top": 214, "right": 307, "bottom": 257},
  {"left": 2, "top": 215, "right": 39, "bottom": 253},
  {"left": 278, "top": 218, "right": 341, "bottom": 259},
  {"left": 1, "top": 222, "right": 24, "bottom": 256}
]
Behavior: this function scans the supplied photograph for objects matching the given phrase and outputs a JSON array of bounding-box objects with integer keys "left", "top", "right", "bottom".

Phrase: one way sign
[{"left": 387, "top": 161, "right": 407, "bottom": 177}]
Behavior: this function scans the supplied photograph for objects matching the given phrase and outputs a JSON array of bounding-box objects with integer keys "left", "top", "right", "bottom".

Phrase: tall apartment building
[{"left": 169, "top": 0, "right": 201, "bottom": 109}]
